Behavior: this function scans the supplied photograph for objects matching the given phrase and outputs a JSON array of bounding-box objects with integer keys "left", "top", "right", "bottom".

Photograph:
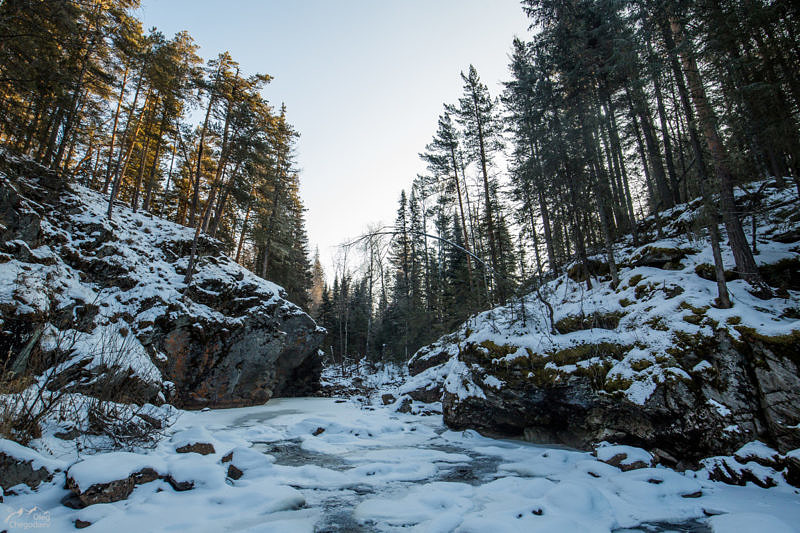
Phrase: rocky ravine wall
[
  {"left": 0, "top": 155, "right": 324, "bottom": 408},
  {"left": 421, "top": 329, "right": 800, "bottom": 468},
  {"left": 403, "top": 179, "right": 800, "bottom": 467}
]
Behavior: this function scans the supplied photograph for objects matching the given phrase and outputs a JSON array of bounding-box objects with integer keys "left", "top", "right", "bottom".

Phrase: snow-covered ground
[
  {"left": 3, "top": 396, "right": 799, "bottom": 532},
  {"left": 405, "top": 181, "right": 800, "bottom": 410}
]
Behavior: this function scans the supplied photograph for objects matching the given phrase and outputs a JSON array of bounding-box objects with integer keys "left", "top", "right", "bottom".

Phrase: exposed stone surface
[
  {"left": 176, "top": 442, "right": 215, "bottom": 455},
  {"left": 0, "top": 158, "right": 324, "bottom": 408},
  {"left": 66, "top": 467, "right": 161, "bottom": 506},
  {"left": 166, "top": 475, "right": 194, "bottom": 492},
  {"left": 440, "top": 330, "right": 800, "bottom": 466},
  {"left": 784, "top": 455, "right": 800, "bottom": 487},
  {"left": 601, "top": 453, "right": 652, "bottom": 471},
  {"left": 703, "top": 456, "right": 779, "bottom": 489},
  {"left": 381, "top": 393, "right": 396, "bottom": 405},
  {"left": 227, "top": 464, "right": 244, "bottom": 480},
  {"left": 406, "top": 384, "right": 442, "bottom": 403},
  {"left": 406, "top": 180, "right": 800, "bottom": 469},
  {"left": 628, "top": 244, "right": 696, "bottom": 269},
  {"left": 594, "top": 444, "right": 656, "bottom": 472},
  {"left": 408, "top": 335, "right": 457, "bottom": 377},
  {"left": 397, "top": 397, "right": 413, "bottom": 413},
  {"left": 0, "top": 450, "right": 54, "bottom": 491}
]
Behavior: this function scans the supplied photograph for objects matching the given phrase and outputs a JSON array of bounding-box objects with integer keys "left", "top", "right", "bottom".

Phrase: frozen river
[{"left": 4, "top": 397, "right": 799, "bottom": 532}]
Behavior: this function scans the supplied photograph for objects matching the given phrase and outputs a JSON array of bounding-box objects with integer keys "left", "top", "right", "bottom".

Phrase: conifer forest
[{"left": 1, "top": 1, "right": 800, "bottom": 532}]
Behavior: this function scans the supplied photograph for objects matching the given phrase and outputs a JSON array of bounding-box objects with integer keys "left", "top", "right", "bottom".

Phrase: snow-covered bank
[
  {"left": 0, "top": 161, "right": 323, "bottom": 411},
  {"left": 405, "top": 180, "right": 800, "bottom": 461},
  {"left": 3, "top": 397, "right": 799, "bottom": 532}
]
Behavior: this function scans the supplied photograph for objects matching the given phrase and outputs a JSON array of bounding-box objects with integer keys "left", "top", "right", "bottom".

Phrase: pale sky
[{"left": 138, "top": 0, "right": 530, "bottom": 272}]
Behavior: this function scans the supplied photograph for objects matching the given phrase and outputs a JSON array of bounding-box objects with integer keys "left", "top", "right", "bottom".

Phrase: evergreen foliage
[
  {"left": 315, "top": 0, "right": 800, "bottom": 364},
  {"left": 0, "top": 0, "right": 313, "bottom": 309}
]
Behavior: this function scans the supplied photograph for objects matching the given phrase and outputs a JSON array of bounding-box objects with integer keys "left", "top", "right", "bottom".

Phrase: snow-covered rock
[
  {"left": 0, "top": 438, "right": 64, "bottom": 491},
  {"left": 407, "top": 178, "right": 800, "bottom": 464},
  {"left": 0, "top": 157, "right": 324, "bottom": 409},
  {"left": 594, "top": 442, "right": 655, "bottom": 471},
  {"left": 65, "top": 452, "right": 167, "bottom": 505}
]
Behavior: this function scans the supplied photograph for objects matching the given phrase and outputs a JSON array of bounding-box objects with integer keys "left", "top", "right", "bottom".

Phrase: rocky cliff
[
  {"left": 0, "top": 153, "right": 324, "bottom": 409},
  {"left": 402, "top": 179, "right": 800, "bottom": 466}
]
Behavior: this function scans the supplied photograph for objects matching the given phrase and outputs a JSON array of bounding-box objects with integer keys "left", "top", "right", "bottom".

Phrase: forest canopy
[{"left": 0, "top": 0, "right": 312, "bottom": 306}]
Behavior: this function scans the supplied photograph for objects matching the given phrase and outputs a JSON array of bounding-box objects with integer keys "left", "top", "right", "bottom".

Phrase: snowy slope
[
  {"left": 404, "top": 179, "right": 800, "bottom": 459},
  {"left": 0, "top": 157, "right": 323, "bottom": 409}
]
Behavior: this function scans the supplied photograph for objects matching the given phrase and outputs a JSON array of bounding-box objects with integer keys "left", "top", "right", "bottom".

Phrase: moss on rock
[{"left": 554, "top": 311, "right": 625, "bottom": 334}]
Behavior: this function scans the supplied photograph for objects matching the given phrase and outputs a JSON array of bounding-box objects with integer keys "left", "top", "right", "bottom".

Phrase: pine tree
[
  {"left": 309, "top": 248, "right": 325, "bottom": 316},
  {"left": 450, "top": 65, "right": 507, "bottom": 301}
]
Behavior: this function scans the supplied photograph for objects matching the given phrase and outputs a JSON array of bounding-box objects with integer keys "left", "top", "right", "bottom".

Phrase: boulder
[
  {"left": 397, "top": 397, "right": 413, "bottom": 413},
  {"left": 732, "top": 441, "right": 784, "bottom": 469},
  {"left": 408, "top": 338, "right": 455, "bottom": 376},
  {"left": 595, "top": 444, "right": 655, "bottom": 471},
  {"left": 166, "top": 475, "right": 194, "bottom": 492},
  {"left": 381, "top": 393, "right": 396, "bottom": 405},
  {"left": 702, "top": 456, "right": 779, "bottom": 489},
  {"left": 66, "top": 467, "right": 160, "bottom": 506},
  {"left": 0, "top": 440, "right": 57, "bottom": 491},
  {"left": 405, "top": 383, "right": 443, "bottom": 403},
  {"left": 629, "top": 244, "right": 696, "bottom": 269},
  {"left": 0, "top": 168, "right": 325, "bottom": 409},
  {"left": 402, "top": 339, "right": 454, "bottom": 403},
  {"left": 65, "top": 452, "right": 167, "bottom": 506},
  {"left": 227, "top": 464, "right": 244, "bottom": 480},
  {"left": 784, "top": 454, "right": 800, "bottom": 487},
  {"left": 440, "top": 329, "right": 800, "bottom": 465},
  {"left": 176, "top": 442, "right": 215, "bottom": 455},
  {"left": 220, "top": 447, "right": 273, "bottom": 480},
  {"left": 567, "top": 259, "right": 610, "bottom": 283}
]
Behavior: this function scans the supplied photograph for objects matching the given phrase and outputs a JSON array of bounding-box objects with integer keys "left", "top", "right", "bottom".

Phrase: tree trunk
[
  {"left": 188, "top": 61, "right": 224, "bottom": 228},
  {"left": 671, "top": 17, "right": 770, "bottom": 296},
  {"left": 530, "top": 139, "right": 558, "bottom": 272},
  {"left": 604, "top": 97, "right": 639, "bottom": 245},
  {"left": 471, "top": 97, "right": 501, "bottom": 301},
  {"left": 131, "top": 131, "right": 151, "bottom": 212},
  {"left": 235, "top": 196, "right": 252, "bottom": 265},
  {"left": 651, "top": 53, "right": 681, "bottom": 205},
  {"left": 143, "top": 112, "right": 169, "bottom": 212},
  {"left": 103, "top": 67, "right": 129, "bottom": 194},
  {"left": 627, "top": 84, "right": 674, "bottom": 209},
  {"left": 107, "top": 91, "right": 151, "bottom": 220},
  {"left": 449, "top": 147, "right": 474, "bottom": 291}
]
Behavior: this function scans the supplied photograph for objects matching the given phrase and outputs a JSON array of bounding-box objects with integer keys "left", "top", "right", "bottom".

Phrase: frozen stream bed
[{"left": 4, "top": 397, "right": 799, "bottom": 532}]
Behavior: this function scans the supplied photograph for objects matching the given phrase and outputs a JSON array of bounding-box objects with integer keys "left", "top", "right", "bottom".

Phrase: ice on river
[{"left": 2, "top": 397, "right": 799, "bottom": 532}]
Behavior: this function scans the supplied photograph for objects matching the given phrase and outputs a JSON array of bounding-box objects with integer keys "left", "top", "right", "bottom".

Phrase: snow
[
  {"left": 482, "top": 374, "right": 504, "bottom": 389},
  {"left": 595, "top": 443, "right": 653, "bottom": 466},
  {"left": 708, "top": 398, "right": 733, "bottom": 417},
  {"left": 0, "top": 438, "right": 66, "bottom": 473},
  {"left": 709, "top": 512, "right": 797, "bottom": 533},
  {"left": 405, "top": 179, "right": 800, "bottom": 408},
  {"left": 0, "top": 175, "right": 306, "bottom": 393},
  {"left": 4, "top": 397, "right": 800, "bottom": 532},
  {"left": 734, "top": 441, "right": 781, "bottom": 462},
  {"left": 66, "top": 452, "right": 167, "bottom": 489},
  {"left": 444, "top": 360, "right": 487, "bottom": 401}
]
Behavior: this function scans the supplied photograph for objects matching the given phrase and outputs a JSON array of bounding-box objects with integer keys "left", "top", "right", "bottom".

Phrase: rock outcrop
[
  {"left": 437, "top": 330, "right": 800, "bottom": 466},
  {"left": 407, "top": 178, "right": 800, "bottom": 466},
  {"left": 0, "top": 154, "right": 324, "bottom": 409},
  {"left": 0, "top": 439, "right": 62, "bottom": 492}
]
